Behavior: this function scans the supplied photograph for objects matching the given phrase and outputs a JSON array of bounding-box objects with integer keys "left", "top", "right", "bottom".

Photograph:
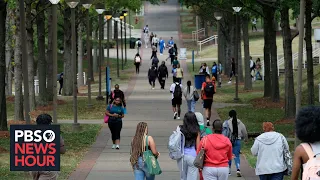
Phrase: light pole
[
  {"left": 66, "top": 0, "right": 80, "bottom": 130},
  {"left": 120, "top": 14, "right": 124, "bottom": 70},
  {"left": 105, "top": 11, "right": 112, "bottom": 67},
  {"left": 214, "top": 12, "right": 222, "bottom": 88},
  {"left": 232, "top": 6, "right": 242, "bottom": 101},
  {"left": 82, "top": 0, "right": 93, "bottom": 108},
  {"left": 19, "top": 0, "right": 31, "bottom": 124},
  {"left": 95, "top": 3, "right": 105, "bottom": 101},
  {"left": 123, "top": 10, "right": 128, "bottom": 65},
  {"left": 114, "top": 13, "right": 120, "bottom": 78},
  {"left": 49, "top": 0, "right": 60, "bottom": 123}
]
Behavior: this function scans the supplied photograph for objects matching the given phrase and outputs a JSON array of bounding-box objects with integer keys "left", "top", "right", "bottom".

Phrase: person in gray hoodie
[
  {"left": 251, "top": 122, "right": 289, "bottom": 180},
  {"left": 183, "top": 81, "right": 197, "bottom": 112}
]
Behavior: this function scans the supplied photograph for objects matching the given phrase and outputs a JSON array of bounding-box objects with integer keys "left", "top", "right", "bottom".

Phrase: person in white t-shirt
[{"left": 170, "top": 79, "right": 183, "bottom": 120}]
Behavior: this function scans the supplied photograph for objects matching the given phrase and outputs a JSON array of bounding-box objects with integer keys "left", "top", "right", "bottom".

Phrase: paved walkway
[{"left": 68, "top": 1, "right": 257, "bottom": 180}]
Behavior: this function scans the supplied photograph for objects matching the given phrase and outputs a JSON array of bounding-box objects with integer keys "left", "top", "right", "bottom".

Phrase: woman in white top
[
  {"left": 291, "top": 106, "right": 320, "bottom": 180},
  {"left": 183, "top": 80, "right": 197, "bottom": 112}
]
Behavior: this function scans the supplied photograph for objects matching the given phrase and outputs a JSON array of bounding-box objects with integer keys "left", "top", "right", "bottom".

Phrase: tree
[
  {"left": 0, "top": 0, "right": 8, "bottom": 130},
  {"left": 242, "top": 16, "right": 252, "bottom": 90},
  {"left": 47, "top": 5, "right": 54, "bottom": 100},
  {"left": 5, "top": 4, "right": 14, "bottom": 96},
  {"left": 78, "top": 23, "right": 84, "bottom": 86}
]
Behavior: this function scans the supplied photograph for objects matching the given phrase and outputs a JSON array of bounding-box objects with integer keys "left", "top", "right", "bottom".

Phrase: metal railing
[
  {"left": 192, "top": 28, "right": 205, "bottom": 42},
  {"left": 197, "top": 35, "right": 218, "bottom": 52}
]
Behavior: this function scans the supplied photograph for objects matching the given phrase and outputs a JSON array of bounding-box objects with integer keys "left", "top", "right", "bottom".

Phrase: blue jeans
[
  {"left": 259, "top": 172, "right": 284, "bottom": 180},
  {"left": 228, "top": 140, "right": 241, "bottom": 170},
  {"left": 187, "top": 100, "right": 196, "bottom": 112},
  {"left": 134, "top": 157, "right": 155, "bottom": 180}
]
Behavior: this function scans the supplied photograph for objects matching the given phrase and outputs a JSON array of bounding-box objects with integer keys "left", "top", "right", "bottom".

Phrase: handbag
[
  {"left": 193, "top": 90, "right": 199, "bottom": 101},
  {"left": 193, "top": 136, "right": 207, "bottom": 169},
  {"left": 282, "top": 136, "right": 292, "bottom": 175},
  {"left": 104, "top": 104, "right": 113, "bottom": 123},
  {"left": 143, "top": 136, "right": 162, "bottom": 175}
]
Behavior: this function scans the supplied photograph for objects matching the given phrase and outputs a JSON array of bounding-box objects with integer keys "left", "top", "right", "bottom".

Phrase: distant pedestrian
[
  {"left": 136, "top": 38, "right": 142, "bottom": 54},
  {"left": 228, "top": 58, "right": 236, "bottom": 83},
  {"left": 172, "top": 64, "right": 177, "bottom": 83},
  {"left": 201, "top": 74, "right": 216, "bottom": 126},
  {"left": 183, "top": 81, "right": 196, "bottom": 112},
  {"left": 218, "top": 62, "right": 223, "bottom": 87},
  {"left": 150, "top": 45, "right": 157, "bottom": 60},
  {"left": 134, "top": 53, "right": 142, "bottom": 74},
  {"left": 173, "top": 44, "right": 178, "bottom": 58},
  {"left": 168, "top": 37, "right": 174, "bottom": 47},
  {"left": 149, "top": 32, "right": 154, "bottom": 45},
  {"left": 158, "top": 61, "right": 168, "bottom": 89},
  {"left": 255, "top": 58, "right": 262, "bottom": 80},
  {"left": 172, "top": 56, "right": 180, "bottom": 67},
  {"left": 251, "top": 122, "right": 289, "bottom": 180},
  {"left": 168, "top": 45, "right": 176, "bottom": 65},
  {"left": 152, "top": 34, "right": 159, "bottom": 49},
  {"left": 170, "top": 79, "right": 183, "bottom": 119},
  {"left": 211, "top": 62, "right": 218, "bottom": 81},
  {"left": 105, "top": 97, "right": 125, "bottom": 150},
  {"left": 176, "top": 64, "right": 183, "bottom": 84},
  {"left": 58, "top": 72, "right": 64, "bottom": 95},
  {"left": 148, "top": 65, "right": 158, "bottom": 89},
  {"left": 159, "top": 37, "right": 165, "bottom": 55},
  {"left": 250, "top": 56, "right": 255, "bottom": 80},
  {"left": 151, "top": 55, "right": 159, "bottom": 68},
  {"left": 110, "top": 84, "right": 126, "bottom": 108},
  {"left": 252, "top": 18, "right": 257, "bottom": 32},
  {"left": 130, "top": 122, "right": 160, "bottom": 180},
  {"left": 199, "top": 63, "right": 209, "bottom": 75}
]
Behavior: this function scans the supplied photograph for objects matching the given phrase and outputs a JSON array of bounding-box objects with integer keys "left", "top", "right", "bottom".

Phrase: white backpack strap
[{"left": 301, "top": 143, "right": 314, "bottom": 159}]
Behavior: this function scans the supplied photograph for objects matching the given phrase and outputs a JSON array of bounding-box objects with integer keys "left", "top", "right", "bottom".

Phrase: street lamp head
[
  {"left": 120, "top": 13, "right": 124, "bottom": 20},
  {"left": 122, "top": 9, "right": 128, "bottom": 17},
  {"left": 214, "top": 12, "right": 222, "bottom": 21},
  {"left": 95, "top": 3, "right": 105, "bottom": 14},
  {"left": 81, "top": 0, "right": 92, "bottom": 9},
  {"left": 49, "top": 0, "right": 60, "bottom": 5},
  {"left": 113, "top": 12, "right": 120, "bottom": 21},
  {"left": 66, "top": 0, "right": 80, "bottom": 8},
  {"left": 105, "top": 10, "right": 112, "bottom": 20},
  {"left": 232, "top": 7, "right": 242, "bottom": 13}
]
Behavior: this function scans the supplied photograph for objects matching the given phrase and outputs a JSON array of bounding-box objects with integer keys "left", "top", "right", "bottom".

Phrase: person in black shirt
[
  {"left": 148, "top": 65, "right": 158, "bottom": 89},
  {"left": 110, "top": 84, "right": 126, "bottom": 107},
  {"left": 228, "top": 58, "right": 236, "bottom": 84},
  {"left": 158, "top": 61, "right": 169, "bottom": 89}
]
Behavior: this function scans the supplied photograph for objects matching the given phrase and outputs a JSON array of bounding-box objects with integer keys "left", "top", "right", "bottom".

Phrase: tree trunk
[
  {"left": 218, "top": 21, "right": 226, "bottom": 68},
  {"left": 0, "top": 0, "right": 8, "bottom": 130},
  {"left": 46, "top": 7, "right": 53, "bottom": 100},
  {"left": 14, "top": 5, "right": 24, "bottom": 121},
  {"left": 36, "top": 0, "right": 47, "bottom": 105},
  {"left": 270, "top": 14, "right": 280, "bottom": 102},
  {"left": 263, "top": 5, "right": 272, "bottom": 97},
  {"left": 242, "top": 16, "right": 252, "bottom": 90},
  {"left": 5, "top": 6, "right": 13, "bottom": 96},
  {"left": 63, "top": 7, "right": 73, "bottom": 96},
  {"left": 281, "top": 6, "right": 296, "bottom": 118},
  {"left": 78, "top": 23, "right": 84, "bottom": 86},
  {"left": 305, "top": 0, "right": 314, "bottom": 105},
  {"left": 89, "top": 18, "right": 94, "bottom": 82},
  {"left": 238, "top": 21, "right": 243, "bottom": 82},
  {"left": 26, "top": 0, "right": 35, "bottom": 110},
  {"left": 93, "top": 29, "right": 98, "bottom": 73}
]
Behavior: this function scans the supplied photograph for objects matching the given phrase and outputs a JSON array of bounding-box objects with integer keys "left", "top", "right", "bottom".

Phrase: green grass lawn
[{"left": 0, "top": 124, "right": 102, "bottom": 180}]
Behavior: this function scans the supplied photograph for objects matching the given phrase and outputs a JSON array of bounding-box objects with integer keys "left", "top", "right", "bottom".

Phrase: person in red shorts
[{"left": 201, "top": 74, "right": 216, "bottom": 126}]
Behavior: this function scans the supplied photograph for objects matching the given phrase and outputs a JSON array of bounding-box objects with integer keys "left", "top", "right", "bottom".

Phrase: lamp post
[
  {"left": 19, "top": 0, "right": 31, "bottom": 124},
  {"left": 66, "top": 0, "right": 80, "bottom": 130},
  {"left": 95, "top": 3, "right": 105, "bottom": 101},
  {"left": 123, "top": 10, "right": 128, "bottom": 65},
  {"left": 105, "top": 11, "right": 112, "bottom": 67},
  {"left": 114, "top": 13, "right": 120, "bottom": 78},
  {"left": 49, "top": 0, "right": 60, "bottom": 123},
  {"left": 214, "top": 12, "right": 222, "bottom": 88},
  {"left": 232, "top": 6, "right": 242, "bottom": 101},
  {"left": 82, "top": 0, "right": 92, "bottom": 108},
  {"left": 120, "top": 14, "right": 124, "bottom": 70}
]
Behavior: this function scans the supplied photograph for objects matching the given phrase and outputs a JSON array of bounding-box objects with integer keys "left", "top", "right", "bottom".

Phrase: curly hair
[
  {"left": 36, "top": 114, "right": 53, "bottom": 125},
  {"left": 180, "top": 112, "right": 200, "bottom": 148},
  {"left": 130, "top": 122, "right": 148, "bottom": 167},
  {"left": 296, "top": 106, "right": 320, "bottom": 143}
]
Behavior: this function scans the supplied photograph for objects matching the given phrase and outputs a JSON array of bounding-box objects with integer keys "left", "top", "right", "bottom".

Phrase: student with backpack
[
  {"left": 222, "top": 110, "right": 248, "bottom": 177},
  {"left": 136, "top": 38, "right": 142, "bottom": 53},
  {"left": 291, "top": 106, "right": 320, "bottom": 180},
  {"left": 134, "top": 53, "right": 142, "bottom": 74},
  {"left": 251, "top": 122, "right": 290, "bottom": 180},
  {"left": 170, "top": 78, "right": 183, "bottom": 119},
  {"left": 109, "top": 84, "right": 126, "bottom": 108},
  {"left": 158, "top": 61, "right": 168, "bottom": 89},
  {"left": 151, "top": 55, "right": 159, "bottom": 68},
  {"left": 201, "top": 74, "right": 216, "bottom": 126}
]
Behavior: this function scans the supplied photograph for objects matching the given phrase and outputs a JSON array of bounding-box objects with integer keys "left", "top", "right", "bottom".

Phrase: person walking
[
  {"left": 176, "top": 64, "right": 183, "bottom": 84},
  {"left": 173, "top": 44, "right": 178, "bottom": 58},
  {"left": 143, "top": 25, "right": 150, "bottom": 48},
  {"left": 58, "top": 72, "right": 63, "bottom": 95},
  {"left": 168, "top": 45, "right": 176, "bottom": 65},
  {"left": 149, "top": 32, "right": 154, "bottom": 46},
  {"left": 177, "top": 112, "right": 200, "bottom": 180},
  {"left": 218, "top": 62, "right": 223, "bottom": 87},
  {"left": 159, "top": 37, "right": 165, "bottom": 55},
  {"left": 151, "top": 55, "right": 159, "bottom": 68},
  {"left": 201, "top": 74, "right": 216, "bottom": 126},
  {"left": 136, "top": 38, "right": 142, "bottom": 54},
  {"left": 199, "top": 63, "right": 210, "bottom": 75},
  {"left": 150, "top": 45, "right": 157, "bottom": 60},
  {"left": 291, "top": 106, "right": 320, "bottom": 180},
  {"left": 255, "top": 58, "right": 262, "bottom": 80},
  {"left": 158, "top": 61, "right": 168, "bottom": 89},
  {"left": 249, "top": 56, "right": 255, "bottom": 80},
  {"left": 183, "top": 81, "right": 196, "bottom": 112},
  {"left": 251, "top": 122, "right": 289, "bottom": 180},
  {"left": 148, "top": 65, "right": 158, "bottom": 90},
  {"left": 173, "top": 56, "right": 180, "bottom": 67},
  {"left": 197, "top": 119, "right": 233, "bottom": 180},
  {"left": 152, "top": 34, "right": 159, "bottom": 49},
  {"left": 252, "top": 18, "right": 257, "bottom": 32},
  {"left": 211, "top": 62, "right": 218, "bottom": 81},
  {"left": 224, "top": 110, "right": 248, "bottom": 177},
  {"left": 172, "top": 64, "right": 178, "bottom": 83},
  {"left": 170, "top": 79, "right": 183, "bottom": 119},
  {"left": 110, "top": 84, "right": 126, "bottom": 108},
  {"left": 130, "top": 122, "right": 160, "bottom": 180},
  {"left": 105, "top": 97, "right": 125, "bottom": 150},
  {"left": 134, "top": 53, "right": 142, "bottom": 74},
  {"left": 228, "top": 58, "right": 236, "bottom": 84},
  {"left": 168, "top": 37, "right": 174, "bottom": 47}
]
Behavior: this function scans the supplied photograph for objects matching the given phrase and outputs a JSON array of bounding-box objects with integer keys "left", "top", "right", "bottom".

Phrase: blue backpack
[
  {"left": 211, "top": 66, "right": 217, "bottom": 74},
  {"left": 222, "top": 120, "right": 237, "bottom": 145}
]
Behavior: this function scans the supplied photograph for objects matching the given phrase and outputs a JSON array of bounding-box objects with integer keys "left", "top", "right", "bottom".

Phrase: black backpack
[
  {"left": 159, "top": 66, "right": 167, "bottom": 76},
  {"left": 169, "top": 48, "right": 173, "bottom": 54},
  {"left": 204, "top": 81, "right": 215, "bottom": 98},
  {"left": 138, "top": 41, "right": 142, "bottom": 47},
  {"left": 173, "top": 84, "right": 182, "bottom": 99}
]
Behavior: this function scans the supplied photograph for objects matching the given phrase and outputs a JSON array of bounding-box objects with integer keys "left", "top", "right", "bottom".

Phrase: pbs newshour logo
[{"left": 10, "top": 125, "right": 60, "bottom": 171}]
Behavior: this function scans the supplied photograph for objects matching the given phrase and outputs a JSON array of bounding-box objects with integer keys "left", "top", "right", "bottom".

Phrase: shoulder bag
[
  {"left": 143, "top": 136, "right": 162, "bottom": 175},
  {"left": 282, "top": 136, "right": 292, "bottom": 175},
  {"left": 193, "top": 136, "right": 207, "bottom": 169},
  {"left": 193, "top": 89, "right": 199, "bottom": 101},
  {"left": 104, "top": 104, "right": 113, "bottom": 123}
]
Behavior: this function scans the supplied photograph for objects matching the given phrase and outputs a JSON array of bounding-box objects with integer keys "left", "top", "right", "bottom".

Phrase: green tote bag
[{"left": 143, "top": 136, "right": 162, "bottom": 175}]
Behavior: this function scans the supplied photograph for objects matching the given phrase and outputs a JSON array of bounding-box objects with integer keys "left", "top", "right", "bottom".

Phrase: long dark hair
[
  {"left": 187, "top": 81, "right": 191, "bottom": 93},
  {"left": 180, "top": 112, "right": 200, "bottom": 147},
  {"left": 229, "top": 110, "right": 238, "bottom": 137}
]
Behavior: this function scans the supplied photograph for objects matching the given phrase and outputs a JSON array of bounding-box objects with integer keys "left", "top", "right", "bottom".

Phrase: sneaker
[
  {"left": 173, "top": 112, "right": 178, "bottom": 119},
  {"left": 229, "top": 168, "right": 231, "bottom": 175},
  {"left": 152, "top": 87, "right": 155, "bottom": 90},
  {"left": 228, "top": 81, "right": 232, "bottom": 84},
  {"left": 207, "top": 120, "right": 210, "bottom": 126},
  {"left": 236, "top": 170, "right": 242, "bottom": 177},
  {"left": 116, "top": 145, "right": 120, "bottom": 150},
  {"left": 112, "top": 144, "right": 116, "bottom": 149},
  {"left": 177, "top": 117, "right": 180, "bottom": 120}
]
